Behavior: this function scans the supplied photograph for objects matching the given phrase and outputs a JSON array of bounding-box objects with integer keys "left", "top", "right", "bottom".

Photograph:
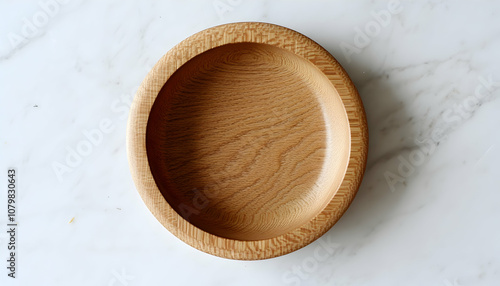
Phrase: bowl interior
[{"left": 146, "top": 42, "right": 350, "bottom": 241}]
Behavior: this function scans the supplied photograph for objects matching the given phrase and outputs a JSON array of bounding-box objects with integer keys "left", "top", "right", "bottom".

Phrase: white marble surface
[{"left": 1, "top": 0, "right": 500, "bottom": 285}]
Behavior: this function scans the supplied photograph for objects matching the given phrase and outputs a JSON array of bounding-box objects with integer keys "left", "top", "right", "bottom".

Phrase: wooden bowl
[{"left": 127, "top": 22, "right": 368, "bottom": 260}]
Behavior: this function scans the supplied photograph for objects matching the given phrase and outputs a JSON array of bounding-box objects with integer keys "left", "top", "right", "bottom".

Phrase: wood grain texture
[{"left": 127, "top": 22, "right": 368, "bottom": 260}]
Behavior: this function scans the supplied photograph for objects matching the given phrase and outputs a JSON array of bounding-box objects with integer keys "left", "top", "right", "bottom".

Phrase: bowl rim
[{"left": 126, "top": 22, "right": 368, "bottom": 260}]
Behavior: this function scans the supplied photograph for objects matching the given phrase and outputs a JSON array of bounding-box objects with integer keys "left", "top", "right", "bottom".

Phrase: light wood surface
[{"left": 127, "top": 22, "right": 368, "bottom": 260}]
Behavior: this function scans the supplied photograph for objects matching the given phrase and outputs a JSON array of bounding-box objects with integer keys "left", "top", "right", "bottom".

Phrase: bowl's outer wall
[{"left": 126, "top": 22, "right": 368, "bottom": 260}]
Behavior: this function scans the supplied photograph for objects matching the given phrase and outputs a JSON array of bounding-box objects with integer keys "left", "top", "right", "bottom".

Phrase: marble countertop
[{"left": 1, "top": 1, "right": 499, "bottom": 285}]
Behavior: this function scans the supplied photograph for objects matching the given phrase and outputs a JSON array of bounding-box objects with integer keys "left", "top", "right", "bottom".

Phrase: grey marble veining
[{"left": 1, "top": 1, "right": 499, "bottom": 285}]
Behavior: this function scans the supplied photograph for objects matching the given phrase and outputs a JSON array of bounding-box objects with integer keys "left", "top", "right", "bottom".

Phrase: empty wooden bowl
[{"left": 127, "top": 22, "right": 368, "bottom": 260}]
